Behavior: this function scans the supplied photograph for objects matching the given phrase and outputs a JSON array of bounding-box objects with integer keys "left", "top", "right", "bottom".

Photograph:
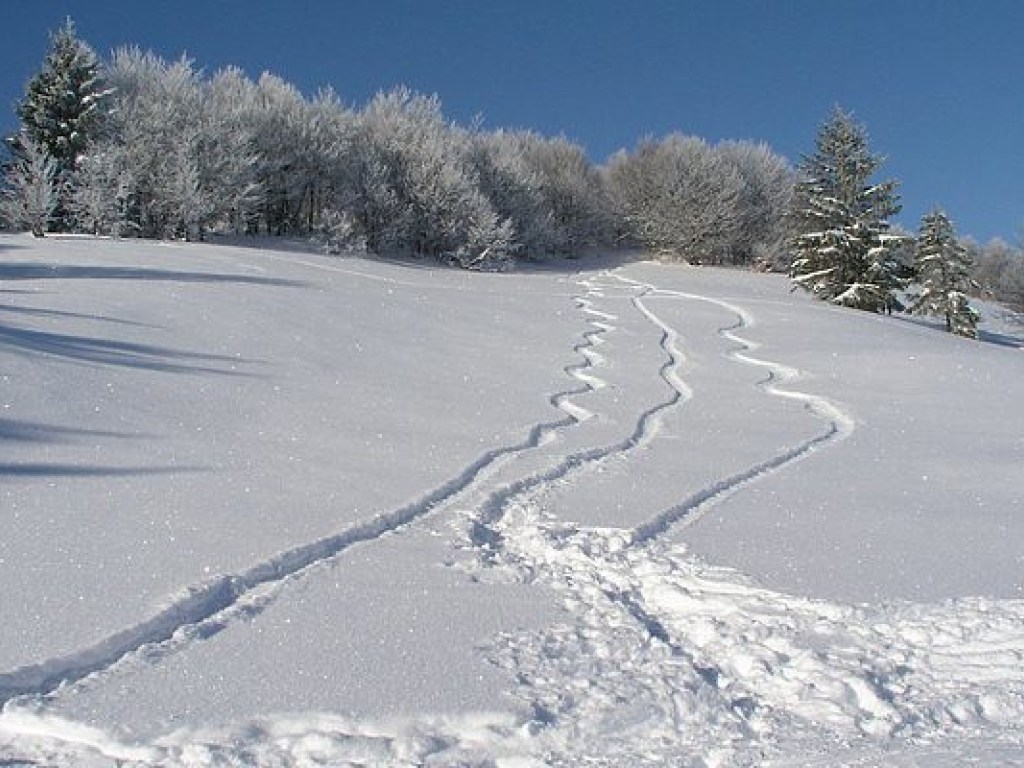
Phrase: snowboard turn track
[{"left": 1, "top": 263, "right": 1022, "bottom": 767}]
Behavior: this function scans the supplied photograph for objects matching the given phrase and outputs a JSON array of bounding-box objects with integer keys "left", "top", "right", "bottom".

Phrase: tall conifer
[
  {"left": 15, "top": 18, "right": 107, "bottom": 230},
  {"left": 913, "top": 208, "right": 980, "bottom": 338},
  {"left": 790, "top": 108, "right": 905, "bottom": 312}
]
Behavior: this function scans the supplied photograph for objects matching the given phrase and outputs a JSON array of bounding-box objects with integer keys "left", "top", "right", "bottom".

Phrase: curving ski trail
[
  {"left": 464, "top": 270, "right": 1023, "bottom": 765},
  {"left": 460, "top": 266, "right": 930, "bottom": 761},
  {"left": 608, "top": 273, "right": 855, "bottom": 541},
  {"left": 471, "top": 269, "right": 854, "bottom": 554},
  {"left": 1, "top": 262, "right": 1022, "bottom": 767},
  {"left": 551, "top": 281, "right": 615, "bottom": 423},
  {"left": 0, "top": 280, "right": 613, "bottom": 708},
  {"left": 466, "top": 274, "right": 694, "bottom": 553}
]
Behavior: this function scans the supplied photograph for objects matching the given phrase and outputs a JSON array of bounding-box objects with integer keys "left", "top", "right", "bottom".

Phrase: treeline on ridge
[
  {"left": 1, "top": 22, "right": 791, "bottom": 270},
  {"left": 3, "top": 21, "right": 1023, "bottom": 333}
]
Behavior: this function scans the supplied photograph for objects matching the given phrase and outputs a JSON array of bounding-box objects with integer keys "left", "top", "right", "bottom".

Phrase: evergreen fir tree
[
  {"left": 789, "top": 107, "right": 905, "bottom": 312},
  {"left": 15, "top": 18, "right": 107, "bottom": 230},
  {"left": 912, "top": 208, "right": 980, "bottom": 338}
]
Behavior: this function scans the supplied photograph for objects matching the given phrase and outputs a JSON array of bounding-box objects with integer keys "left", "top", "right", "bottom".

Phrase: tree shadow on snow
[
  {"left": 0, "top": 240, "right": 26, "bottom": 255},
  {"left": 894, "top": 313, "right": 1024, "bottom": 350},
  {"left": 978, "top": 328, "right": 1024, "bottom": 350},
  {"left": 0, "top": 302, "right": 160, "bottom": 328},
  {"left": 0, "top": 418, "right": 149, "bottom": 444},
  {"left": 0, "top": 322, "right": 261, "bottom": 375},
  {"left": 0, "top": 261, "right": 308, "bottom": 287},
  {"left": 0, "top": 419, "right": 203, "bottom": 480},
  {"left": 0, "top": 242, "right": 35, "bottom": 293},
  {"left": 0, "top": 463, "right": 207, "bottom": 479}
]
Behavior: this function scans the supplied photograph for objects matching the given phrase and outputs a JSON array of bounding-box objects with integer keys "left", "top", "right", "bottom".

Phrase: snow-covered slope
[{"left": 1, "top": 234, "right": 1021, "bottom": 766}]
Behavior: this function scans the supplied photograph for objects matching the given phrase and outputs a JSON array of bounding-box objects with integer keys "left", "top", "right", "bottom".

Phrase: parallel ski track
[
  {"left": 0, "top": 279, "right": 610, "bottom": 707},
  {"left": 463, "top": 272, "right": 876, "bottom": 760},
  {"left": 0, "top": 266, "right": 854, "bottom": 710},
  {"left": 4, "top": 263, "right": 1021, "bottom": 766},
  {"left": 471, "top": 269, "right": 854, "bottom": 555},
  {"left": 468, "top": 274, "right": 692, "bottom": 551},
  {"left": 608, "top": 273, "right": 856, "bottom": 544}
]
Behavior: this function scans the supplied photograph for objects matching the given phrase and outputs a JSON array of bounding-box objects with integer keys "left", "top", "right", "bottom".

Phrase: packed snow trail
[{"left": 483, "top": 516, "right": 1024, "bottom": 765}]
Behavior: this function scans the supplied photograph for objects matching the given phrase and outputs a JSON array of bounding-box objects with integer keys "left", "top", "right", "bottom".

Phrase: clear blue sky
[{"left": 2, "top": 0, "right": 1021, "bottom": 242}]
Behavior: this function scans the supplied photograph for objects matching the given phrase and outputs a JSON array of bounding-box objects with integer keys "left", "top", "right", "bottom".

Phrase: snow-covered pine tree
[
  {"left": 0, "top": 133, "right": 60, "bottom": 236},
  {"left": 912, "top": 208, "right": 980, "bottom": 338},
  {"left": 16, "top": 18, "right": 108, "bottom": 230},
  {"left": 789, "top": 107, "right": 905, "bottom": 312}
]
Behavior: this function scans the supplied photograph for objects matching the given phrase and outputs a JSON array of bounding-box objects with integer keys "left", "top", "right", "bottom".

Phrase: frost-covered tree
[
  {"left": 789, "top": 108, "right": 905, "bottom": 312},
  {"left": 246, "top": 74, "right": 352, "bottom": 236},
  {"left": 716, "top": 140, "right": 794, "bottom": 267},
  {"left": 967, "top": 237, "right": 1024, "bottom": 312},
  {"left": 0, "top": 133, "right": 59, "bottom": 236},
  {"left": 68, "top": 141, "right": 131, "bottom": 236},
  {"left": 469, "top": 130, "right": 556, "bottom": 258},
  {"left": 100, "top": 48, "right": 198, "bottom": 238},
  {"left": 96, "top": 50, "right": 263, "bottom": 240},
  {"left": 12, "top": 32, "right": 617, "bottom": 266},
  {"left": 351, "top": 87, "right": 514, "bottom": 267},
  {"left": 247, "top": 73, "right": 309, "bottom": 235},
  {"left": 294, "top": 88, "right": 356, "bottom": 236},
  {"left": 192, "top": 67, "right": 263, "bottom": 236},
  {"left": 606, "top": 134, "right": 744, "bottom": 263},
  {"left": 912, "top": 208, "right": 980, "bottom": 337},
  {"left": 515, "top": 133, "right": 613, "bottom": 256},
  {"left": 15, "top": 19, "right": 108, "bottom": 229}
]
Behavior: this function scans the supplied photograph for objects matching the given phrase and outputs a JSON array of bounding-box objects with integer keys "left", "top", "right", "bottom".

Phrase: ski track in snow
[
  {"left": 0, "top": 273, "right": 636, "bottom": 717},
  {"left": 2, "top": 266, "right": 1023, "bottom": 766},
  {"left": 464, "top": 274, "right": 696, "bottom": 555},
  {"left": 462, "top": 270, "right": 1024, "bottom": 764},
  {"left": 611, "top": 273, "right": 857, "bottom": 542}
]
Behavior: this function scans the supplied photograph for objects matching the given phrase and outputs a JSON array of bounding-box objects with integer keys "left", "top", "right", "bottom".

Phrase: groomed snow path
[{"left": 1, "top": 235, "right": 1022, "bottom": 767}]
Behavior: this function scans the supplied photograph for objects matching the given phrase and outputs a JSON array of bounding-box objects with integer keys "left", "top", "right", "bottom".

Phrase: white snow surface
[{"left": 1, "top": 233, "right": 1022, "bottom": 766}]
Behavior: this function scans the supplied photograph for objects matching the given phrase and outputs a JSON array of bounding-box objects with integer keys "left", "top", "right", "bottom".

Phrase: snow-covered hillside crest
[{"left": 0, "top": 235, "right": 1022, "bottom": 766}]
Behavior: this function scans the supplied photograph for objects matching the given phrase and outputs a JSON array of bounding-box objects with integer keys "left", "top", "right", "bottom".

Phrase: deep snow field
[{"left": 0, "top": 233, "right": 1022, "bottom": 766}]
